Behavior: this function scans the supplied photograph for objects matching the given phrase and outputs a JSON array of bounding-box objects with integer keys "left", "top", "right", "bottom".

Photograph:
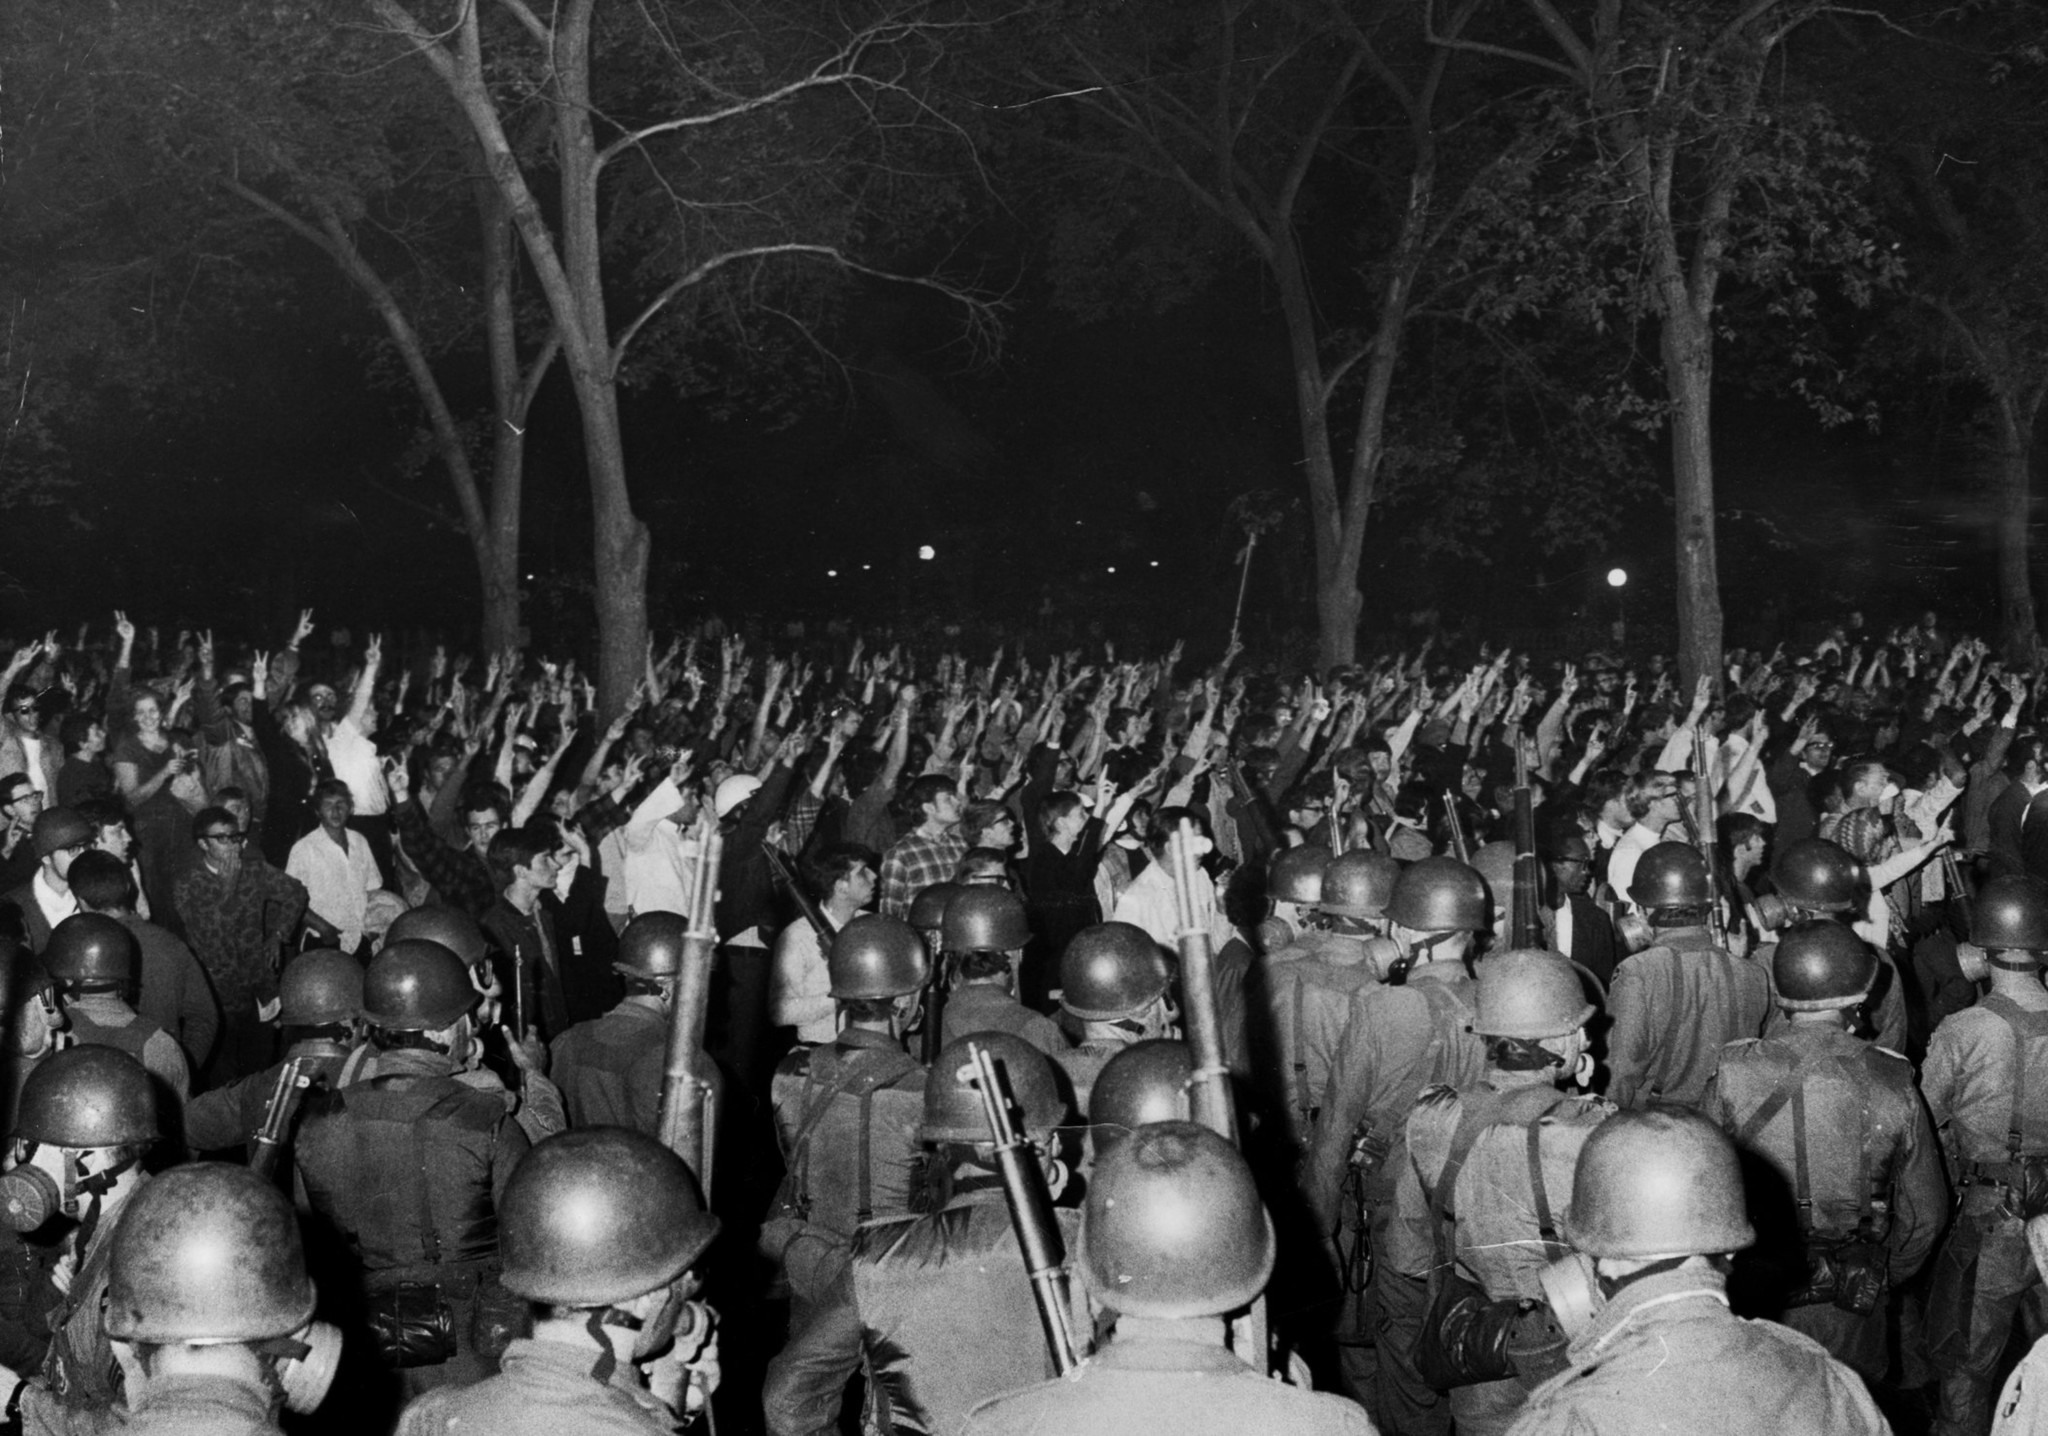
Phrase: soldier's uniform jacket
[
  {"left": 1054, "top": 1040, "right": 1124, "bottom": 1120},
  {"left": 1505, "top": 1266, "right": 1888, "bottom": 1436},
  {"left": 1219, "top": 927, "right": 1347, "bottom": 1079},
  {"left": 183, "top": 1043, "right": 350, "bottom": 1154},
  {"left": 60, "top": 997, "right": 190, "bottom": 1115},
  {"left": 1392, "top": 1081, "right": 1611, "bottom": 1292},
  {"left": 1605, "top": 927, "right": 1769, "bottom": 1110},
  {"left": 549, "top": 996, "right": 717, "bottom": 1136},
  {"left": 1305, "top": 963, "right": 1483, "bottom": 1227},
  {"left": 960, "top": 1319, "right": 1378, "bottom": 1435},
  {"left": 41, "top": 1175, "right": 149, "bottom": 1417},
  {"left": 1921, "top": 991, "right": 2048, "bottom": 1183},
  {"left": 395, "top": 1336, "right": 677, "bottom": 1436},
  {"left": 939, "top": 985, "right": 1067, "bottom": 1057},
  {"left": 851, "top": 1184, "right": 1087, "bottom": 1436},
  {"left": 293, "top": 1046, "right": 529, "bottom": 1280},
  {"left": 24, "top": 1372, "right": 284, "bottom": 1436},
  {"left": 1702, "top": 1025, "right": 1946, "bottom": 1279},
  {"left": 769, "top": 1029, "right": 925, "bottom": 1242},
  {"left": 1262, "top": 939, "right": 1380, "bottom": 1146}
]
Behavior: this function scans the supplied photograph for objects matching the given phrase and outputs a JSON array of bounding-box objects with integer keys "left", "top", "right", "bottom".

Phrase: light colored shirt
[
  {"left": 622, "top": 779, "right": 696, "bottom": 917},
  {"left": 20, "top": 734, "right": 48, "bottom": 799},
  {"left": 1112, "top": 858, "right": 1235, "bottom": 954},
  {"left": 286, "top": 827, "right": 385, "bottom": 953},
  {"left": 1605, "top": 821, "right": 1664, "bottom": 910},
  {"left": 31, "top": 868, "right": 77, "bottom": 933},
  {"left": 769, "top": 918, "right": 837, "bottom": 1044},
  {"left": 325, "top": 717, "right": 388, "bottom": 815}
]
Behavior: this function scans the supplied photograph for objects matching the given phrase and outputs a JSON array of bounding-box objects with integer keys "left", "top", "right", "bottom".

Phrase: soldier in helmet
[
  {"left": 549, "top": 912, "right": 720, "bottom": 1135},
  {"left": 1759, "top": 838, "right": 1908, "bottom": 1053},
  {"left": 184, "top": 948, "right": 361, "bottom": 1155},
  {"left": 1606, "top": 842, "right": 1769, "bottom": 1110},
  {"left": 851, "top": 1033, "right": 1087, "bottom": 1435},
  {"left": 1259, "top": 843, "right": 1334, "bottom": 956},
  {"left": 1702, "top": 920, "right": 1944, "bottom": 1382},
  {"left": 1087, "top": 1039, "right": 1194, "bottom": 1156},
  {"left": 1510, "top": 1109, "right": 1886, "bottom": 1435},
  {"left": 761, "top": 915, "right": 929, "bottom": 1436},
  {"left": 6, "top": 1047, "right": 160, "bottom": 1420},
  {"left": 1260, "top": 850, "right": 1398, "bottom": 1147},
  {"left": 939, "top": 887, "right": 1062, "bottom": 1053},
  {"left": 384, "top": 904, "right": 564, "bottom": 1142},
  {"left": 396, "top": 1128, "right": 722, "bottom": 1435},
  {"left": 962, "top": 1121, "right": 1374, "bottom": 1435},
  {"left": 1471, "top": 842, "right": 1518, "bottom": 952},
  {"left": 1305, "top": 854, "right": 1489, "bottom": 1434},
  {"left": 1, "top": 1163, "right": 339, "bottom": 1435},
  {"left": 291, "top": 939, "right": 532, "bottom": 1406},
  {"left": 1392, "top": 950, "right": 1611, "bottom": 1435},
  {"left": 1920, "top": 874, "right": 2048, "bottom": 1432},
  {"left": 38, "top": 913, "right": 189, "bottom": 1115},
  {"left": 1052, "top": 922, "right": 1177, "bottom": 1112}
]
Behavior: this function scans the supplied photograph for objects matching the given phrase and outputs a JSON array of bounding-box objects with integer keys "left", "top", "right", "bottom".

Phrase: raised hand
[{"left": 291, "top": 609, "right": 316, "bottom": 648}]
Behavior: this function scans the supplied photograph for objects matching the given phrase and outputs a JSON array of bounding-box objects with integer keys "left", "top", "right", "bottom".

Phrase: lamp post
[{"left": 1607, "top": 567, "right": 1628, "bottom": 648}]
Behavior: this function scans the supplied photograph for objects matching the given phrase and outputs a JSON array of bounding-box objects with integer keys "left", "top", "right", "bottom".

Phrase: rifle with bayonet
[
  {"left": 658, "top": 822, "right": 723, "bottom": 1198},
  {"left": 248, "top": 1057, "right": 315, "bottom": 1181},
  {"left": 1509, "top": 741, "right": 1544, "bottom": 950},
  {"left": 966, "top": 1041, "right": 1080, "bottom": 1375}
]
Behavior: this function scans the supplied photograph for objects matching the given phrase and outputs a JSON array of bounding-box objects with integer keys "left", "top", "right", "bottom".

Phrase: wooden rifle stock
[
  {"left": 1509, "top": 745, "right": 1543, "bottom": 950},
  {"left": 658, "top": 825, "right": 724, "bottom": 1197},
  {"left": 1168, "top": 822, "right": 1267, "bottom": 1371},
  {"left": 762, "top": 842, "right": 836, "bottom": 943},
  {"left": 966, "top": 1042, "right": 1080, "bottom": 1375},
  {"left": 247, "top": 1057, "right": 313, "bottom": 1182},
  {"left": 1442, "top": 791, "right": 1471, "bottom": 865}
]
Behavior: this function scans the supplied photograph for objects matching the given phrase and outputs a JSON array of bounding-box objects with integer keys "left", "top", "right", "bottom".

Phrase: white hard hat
[{"left": 714, "top": 774, "right": 762, "bottom": 819}]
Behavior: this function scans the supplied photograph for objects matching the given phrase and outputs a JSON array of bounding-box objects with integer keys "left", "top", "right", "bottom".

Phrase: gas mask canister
[
  {"left": 1537, "top": 1252, "right": 1698, "bottom": 1340},
  {"left": 0, "top": 1143, "right": 92, "bottom": 1232}
]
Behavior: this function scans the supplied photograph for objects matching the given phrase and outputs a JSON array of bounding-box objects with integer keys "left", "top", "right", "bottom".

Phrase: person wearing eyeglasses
[
  {"left": 0, "top": 775, "right": 44, "bottom": 893},
  {"left": 0, "top": 807, "right": 94, "bottom": 955},
  {"left": 0, "top": 685, "right": 60, "bottom": 810},
  {"left": 171, "top": 806, "right": 308, "bottom": 1086}
]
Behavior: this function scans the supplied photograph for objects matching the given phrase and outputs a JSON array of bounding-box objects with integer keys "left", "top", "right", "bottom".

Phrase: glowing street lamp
[
  {"left": 1606, "top": 567, "right": 1628, "bottom": 589},
  {"left": 918, "top": 545, "right": 936, "bottom": 561}
]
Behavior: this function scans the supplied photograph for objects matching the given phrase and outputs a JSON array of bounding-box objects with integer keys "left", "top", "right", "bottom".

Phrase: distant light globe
[
  {"left": 1606, "top": 568, "right": 1628, "bottom": 589},
  {"left": 918, "top": 545, "right": 936, "bottom": 561}
]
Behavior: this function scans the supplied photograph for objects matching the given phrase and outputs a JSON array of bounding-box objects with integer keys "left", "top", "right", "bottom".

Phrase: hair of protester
[
  {"left": 1037, "top": 791, "right": 1084, "bottom": 841},
  {"left": 67, "top": 850, "right": 137, "bottom": 912},
  {"left": 486, "top": 826, "right": 553, "bottom": 888},
  {"left": 58, "top": 714, "right": 99, "bottom": 756},
  {"left": 959, "top": 798, "right": 1015, "bottom": 846},
  {"left": 192, "top": 806, "right": 236, "bottom": 838},
  {"left": 802, "top": 843, "right": 878, "bottom": 897},
  {"left": 1145, "top": 805, "right": 1211, "bottom": 857},
  {"left": 906, "top": 773, "right": 955, "bottom": 815},
  {"left": 314, "top": 778, "right": 353, "bottom": 805}
]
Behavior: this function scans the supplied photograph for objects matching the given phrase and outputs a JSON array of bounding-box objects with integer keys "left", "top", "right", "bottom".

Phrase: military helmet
[
  {"left": 1318, "top": 850, "right": 1400, "bottom": 920},
  {"left": 361, "top": 939, "right": 479, "bottom": 1032},
  {"left": 616, "top": 911, "right": 689, "bottom": 979},
  {"left": 104, "top": 1163, "right": 316, "bottom": 1341},
  {"left": 43, "top": 913, "right": 137, "bottom": 988},
  {"left": 384, "top": 905, "right": 487, "bottom": 968},
  {"left": 1629, "top": 842, "right": 1711, "bottom": 911},
  {"left": 1772, "top": 920, "right": 1877, "bottom": 1011},
  {"left": 1080, "top": 1121, "right": 1275, "bottom": 1318},
  {"left": 1474, "top": 949, "right": 1595, "bottom": 1040},
  {"left": 15, "top": 1045, "right": 157, "bottom": 1148},
  {"left": 827, "top": 915, "right": 929, "bottom": 999},
  {"left": 1386, "top": 857, "right": 1489, "bottom": 933},
  {"left": 1562, "top": 1108, "right": 1754, "bottom": 1258},
  {"left": 1087, "top": 1040, "right": 1194, "bottom": 1140},
  {"left": 278, "top": 949, "right": 363, "bottom": 1028},
  {"left": 499, "top": 1128, "right": 720, "bottom": 1306},
  {"left": 1059, "top": 923, "right": 1172, "bottom": 1022},
  {"left": 922, "top": 1032, "right": 1065, "bottom": 1143},
  {"left": 1972, "top": 875, "right": 2048, "bottom": 952},
  {"left": 1768, "top": 838, "right": 1862, "bottom": 914},
  {"left": 909, "top": 882, "right": 965, "bottom": 935},
  {"left": 942, "top": 886, "right": 1031, "bottom": 954},
  {"left": 1267, "top": 844, "right": 1331, "bottom": 906}
]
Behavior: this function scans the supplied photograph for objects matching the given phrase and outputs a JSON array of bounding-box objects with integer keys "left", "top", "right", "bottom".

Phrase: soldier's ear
[{"left": 2028, "top": 1217, "right": 2048, "bottom": 1284}]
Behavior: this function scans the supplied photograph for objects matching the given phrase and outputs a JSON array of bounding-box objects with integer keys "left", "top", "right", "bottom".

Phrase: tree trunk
[
  {"left": 476, "top": 513, "right": 522, "bottom": 654},
  {"left": 1664, "top": 314, "right": 1723, "bottom": 692},
  {"left": 1316, "top": 578, "right": 1362, "bottom": 670},
  {"left": 1995, "top": 408, "right": 2038, "bottom": 666}
]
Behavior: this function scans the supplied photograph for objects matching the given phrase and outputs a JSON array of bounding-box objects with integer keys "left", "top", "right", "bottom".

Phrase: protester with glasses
[{"left": 171, "top": 805, "right": 308, "bottom": 1086}]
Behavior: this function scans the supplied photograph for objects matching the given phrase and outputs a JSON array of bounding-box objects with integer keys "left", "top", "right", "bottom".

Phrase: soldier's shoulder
[
  {"left": 1739, "top": 1311, "right": 1855, "bottom": 1367},
  {"left": 1542, "top": 1093, "right": 1615, "bottom": 1127},
  {"left": 774, "top": 1044, "right": 817, "bottom": 1082}
]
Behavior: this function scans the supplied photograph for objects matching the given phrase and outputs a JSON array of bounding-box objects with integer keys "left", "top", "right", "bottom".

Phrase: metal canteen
[{"left": 1537, "top": 1251, "right": 1604, "bottom": 1341}]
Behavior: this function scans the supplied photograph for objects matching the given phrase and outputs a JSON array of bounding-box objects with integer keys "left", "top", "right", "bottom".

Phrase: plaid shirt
[
  {"left": 393, "top": 799, "right": 497, "bottom": 920},
  {"left": 879, "top": 827, "right": 966, "bottom": 920}
]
